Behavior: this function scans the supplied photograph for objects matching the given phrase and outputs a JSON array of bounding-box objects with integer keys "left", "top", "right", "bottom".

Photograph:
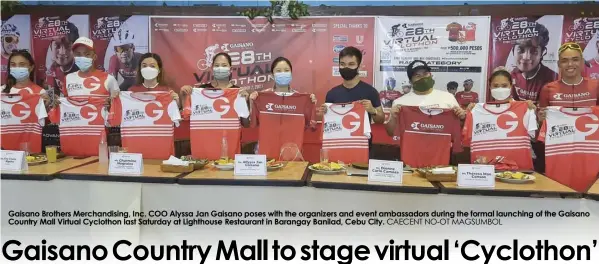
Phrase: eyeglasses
[
  {"left": 558, "top": 42, "right": 582, "bottom": 54},
  {"left": 114, "top": 44, "right": 134, "bottom": 53}
]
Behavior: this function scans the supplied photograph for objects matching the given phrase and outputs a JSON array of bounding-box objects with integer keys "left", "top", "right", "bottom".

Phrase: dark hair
[
  {"left": 338, "top": 46, "right": 362, "bottom": 65},
  {"left": 446, "top": 81, "right": 458, "bottom": 90},
  {"left": 489, "top": 69, "right": 513, "bottom": 85},
  {"left": 513, "top": 22, "right": 549, "bottom": 53},
  {"left": 271, "top": 57, "right": 292, "bottom": 73},
  {"left": 66, "top": 22, "right": 80, "bottom": 44},
  {"left": 136, "top": 52, "right": 165, "bottom": 85},
  {"left": 212, "top": 52, "right": 232, "bottom": 66},
  {"left": 3, "top": 50, "right": 35, "bottom": 93}
]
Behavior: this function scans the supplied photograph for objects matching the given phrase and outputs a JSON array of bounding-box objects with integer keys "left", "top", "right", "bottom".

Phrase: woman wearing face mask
[
  {"left": 180, "top": 52, "right": 249, "bottom": 98},
  {"left": 128, "top": 53, "right": 180, "bottom": 107},
  {"left": 249, "top": 57, "right": 316, "bottom": 103},
  {"left": 466, "top": 67, "right": 535, "bottom": 111},
  {"left": 1, "top": 50, "right": 50, "bottom": 100}
]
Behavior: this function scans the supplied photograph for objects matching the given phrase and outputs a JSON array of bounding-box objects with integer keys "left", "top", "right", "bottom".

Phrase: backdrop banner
[
  {"left": 375, "top": 16, "right": 491, "bottom": 108},
  {"left": 90, "top": 15, "right": 149, "bottom": 91},
  {"left": 31, "top": 15, "right": 89, "bottom": 93},
  {"left": 1, "top": 15, "right": 31, "bottom": 82},
  {"left": 490, "top": 15, "right": 563, "bottom": 103},
  {"left": 150, "top": 16, "right": 375, "bottom": 102},
  {"left": 562, "top": 16, "right": 599, "bottom": 80}
]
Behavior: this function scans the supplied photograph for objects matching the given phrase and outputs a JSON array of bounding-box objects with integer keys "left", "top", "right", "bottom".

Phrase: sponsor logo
[
  {"left": 220, "top": 42, "right": 253, "bottom": 52},
  {"left": 474, "top": 122, "right": 498, "bottom": 136},
  {"left": 323, "top": 122, "right": 343, "bottom": 134},
  {"left": 514, "top": 86, "right": 538, "bottom": 101},
  {"left": 265, "top": 103, "right": 297, "bottom": 112},
  {"left": 291, "top": 28, "right": 306, "bottom": 33},
  {"left": 333, "top": 57, "right": 339, "bottom": 63},
  {"left": 193, "top": 28, "right": 207, "bottom": 33},
  {"left": 552, "top": 92, "right": 591, "bottom": 100},
  {"left": 192, "top": 104, "right": 213, "bottom": 116},
  {"left": 61, "top": 112, "right": 81, "bottom": 123},
  {"left": 174, "top": 28, "right": 188, "bottom": 33},
  {"left": 333, "top": 35, "right": 348, "bottom": 42},
  {"left": 231, "top": 24, "right": 247, "bottom": 28},
  {"left": 154, "top": 23, "right": 168, "bottom": 28},
  {"left": 548, "top": 124, "right": 576, "bottom": 139},
  {"left": 193, "top": 24, "right": 208, "bottom": 28},
  {"left": 213, "top": 97, "right": 232, "bottom": 117},
  {"left": 575, "top": 114, "right": 599, "bottom": 139},
  {"left": 333, "top": 45, "right": 346, "bottom": 53},
  {"left": 412, "top": 122, "right": 445, "bottom": 131},
  {"left": 80, "top": 104, "right": 101, "bottom": 125},
  {"left": 197, "top": 43, "right": 220, "bottom": 71},
  {"left": 311, "top": 24, "right": 328, "bottom": 28},
  {"left": 124, "top": 109, "right": 146, "bottom": 121},
  {"left": 565, "top": 17, "right": 599, "bottom": 43},
  {"left": 232, "top": 29, "right": 246, "bottom": 33},
  {"left": 384, "top": 23, "right": 438, "bottom": 51},
  {"left": 496, "top": 111, "right": 519, "bottom": 136},
  {"left": 332, "top": 66, "right": 340, "bottom": 77},
  {"left": 212, "top": 24, "right": 226, "bottom": 28},
  {"left": 1, "top": 109, "right": 12, "bottom": 119},
  {"left": 312, "top": 28, "right": 327, "bottom": 33},
  {"left": 493, "top": 18, "right": 541, "bottom": 43},
  {"left": 342, "top": 111, "right": 362, "bottom": 135}
]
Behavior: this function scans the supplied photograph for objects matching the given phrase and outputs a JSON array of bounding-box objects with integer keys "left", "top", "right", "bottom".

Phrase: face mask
[
  {"left": 9, "top": 67, "right": 30, "bottom": 81},
  {"left": 412, "top": 76, "right": 435, "bottom": 92},
  {"left": 274, "top": 72, "right": 292, "bottom": 86},
  {"left": 141, "top": 67, "right": 159, "bottom": 80},
  {"left": 75, "top": 57, "right": 93, "bottom": 72},
  {"left": 339, "top": 67, "right": 359, "bottom": 81},
  {"left": 213, "top": 67, "right": 230, "bottom": 80},
  {"left": 491, "top": 87, "right": 512, "bottom": 101}
]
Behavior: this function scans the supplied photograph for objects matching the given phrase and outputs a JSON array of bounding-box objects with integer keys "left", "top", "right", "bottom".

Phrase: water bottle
[
  {"left": 99, "top": 129, "right": 108, "bottom": 165},
  {"left": 220, "top": 133, "right": 228, "bottom": 160}
]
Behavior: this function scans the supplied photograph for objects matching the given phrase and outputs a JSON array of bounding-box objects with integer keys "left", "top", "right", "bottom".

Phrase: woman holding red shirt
[{"left": 128, "top": 52, "right": 180, "bottom": 107}]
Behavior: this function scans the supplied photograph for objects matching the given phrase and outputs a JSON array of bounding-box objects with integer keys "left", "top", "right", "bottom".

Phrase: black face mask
[{"left": 339, "top": 67, "right": 359, "bottom": 81}]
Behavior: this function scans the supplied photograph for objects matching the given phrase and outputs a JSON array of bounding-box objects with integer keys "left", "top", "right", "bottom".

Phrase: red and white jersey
[
  {"left": 250, "top": 92, "right": 315, "bottom": 160},
  {"left": 511, "top": 65, "right": 558, "bottom": 103},
  {"left": 0, "top": 83, "right": 46, "bottom": 96},
  {"left": 49, "top": 96, "right": 107, "bottom": 157},
  {"left": 322, "top": 102, "right": 371, "bottom": 164},
  {"left": 538, "top": 78, "right": 599, "bottom": 107},
  {"left": 455, "top": 91, "right": 479, "bottom": 107},
  {"left": 538, "top": 107, "right": 599, "bottom": 193},
  {"left": 397, "top": 106, "right": 463, "bottom": 168},
  {"left": 463, "top": 101, "right": 537, "bottom": 170},
  {"left": 110, "top": 91, "right": 181, "bottom": 159},
  {"left": 63, "top": 70, "right": 120, "bottom": 97},
  {"left": 1, "top": 93, "right": 47, "bottom": 153},
  {"left": 183, "top": 88, "right": 249, "bottom": 160}
]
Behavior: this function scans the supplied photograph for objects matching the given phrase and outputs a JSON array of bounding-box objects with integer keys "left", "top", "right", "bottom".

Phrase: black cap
[{"left": 407, "top": 60, "right": 431, "bottom": 81}]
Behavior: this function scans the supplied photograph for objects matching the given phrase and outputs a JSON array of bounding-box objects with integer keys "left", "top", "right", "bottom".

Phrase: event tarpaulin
[
  {"left": 562, "top": 16, "right": 599, "bottom": 80},
  {"left": 489, "top": 15, "right": 563, "bottom": 103},
  {"left": 90, "top": 15, "right": 149, "bottom": 91},
  {"left": 150, "top": 16, "right": 375, "bottom": 102},
  {"left": 375, "top": 16, "right": 491, "bottom": 108},
  {"left": 31, "top": 14, "right": 89, "bottom": 93},
  {"left": 1, "top": 15, "right": 31, "bottom": 82}
]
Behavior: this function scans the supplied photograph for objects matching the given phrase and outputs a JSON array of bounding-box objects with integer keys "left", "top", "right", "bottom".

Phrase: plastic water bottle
[
  {"left": 99, "top": 130, "right": 108, "bottom": 164},
  {"left": 220, "top": 133, "right": 228, "bottom": 160}
]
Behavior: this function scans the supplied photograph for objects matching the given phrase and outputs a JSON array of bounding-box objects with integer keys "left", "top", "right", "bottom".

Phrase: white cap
[{"left": 72, "top": 37, "right": 94, "bottom": 50}]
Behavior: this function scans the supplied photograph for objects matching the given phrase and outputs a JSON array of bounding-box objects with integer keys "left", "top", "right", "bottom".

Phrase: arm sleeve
[
  {"left": 370, "top": 87, "right": 382, "bottom": 108},
  {"left": 48, "top": 103, "right": 60, "bottom": 125},
  {"left": 462, "top": 111, "right": 473, "bottom": 147},
  {"left": 234, "top": 94, "right": 250, "bottom": 118},
  {"left": 182, "top": 90, "right": 192, "bottom": 119},
  {"left": 325, "top": 91, "right": 333, "bottom": 103},
  {"left": 168, "top": 100, "right": 182, "bottom": 127},
  {"left": 524, "top": 108, "right": 538, "bottom": 138},
  {"left": 363, "top": 110, "right": 372, "bottom": 139},
  {"left": 451, "top": 114, "right": 464, "bottom": 153},
  {"left": 108, "top": 96, "right": 122, "bottom": 127},
  {"left": 35, "top": 98, "right": 47, "bottom": 126},
  {"left": 105, "top": 74, "right": 121, "bottom": 96},
  {"left": 537, "top": 120, "right": 547, "bottom": 142},
  {"left": 249, "top": 97, "right": 259, "bottom": 128},
  {"left": 538, "top": 84, "right": 550, "bottom": 108}
]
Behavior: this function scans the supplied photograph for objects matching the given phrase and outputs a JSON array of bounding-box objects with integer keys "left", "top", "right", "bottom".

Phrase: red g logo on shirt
[
  {"left": 145, "top": 101, "right": 170, "bottom": 125},
  {"left": 83, "top": 76, "right": 104, "bottom": 94},
  {"left": 575, "top": 114, "right": 599, "bottom": 140},
  {"left": 213, "top": 97, "right": 235, "bottom": 118},
  {"left": 342, "top": 111, "right": 362, "bottom": 136},
  {"left": 80, "top": 104, "right": 103, "bottom": 125},
  {"left": 12, "top": 102, "right": 35, "bottom": 123},
  {"left": 497, "top": 111, "right": 520, "bottom": 137}
]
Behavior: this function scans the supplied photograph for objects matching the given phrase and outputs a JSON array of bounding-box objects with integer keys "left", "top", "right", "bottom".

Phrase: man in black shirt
[{"left": 323, "top": 46, "right": 385, "bottom": 124}]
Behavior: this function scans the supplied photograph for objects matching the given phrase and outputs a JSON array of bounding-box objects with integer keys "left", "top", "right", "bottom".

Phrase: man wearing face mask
[
  {"left": 62, "top": 37, "right": 119, "bottom": 98},
  {"left": 323, "top": 46, "right": 385, "bottom": 124},
  {"left": 385, "top": 60, "right": 465, "bottom": 136}
]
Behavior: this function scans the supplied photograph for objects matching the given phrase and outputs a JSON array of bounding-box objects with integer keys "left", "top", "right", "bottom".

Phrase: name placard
[
  {"left": 108, "top": 153, "right": 143, "bottom": 175},
  {"left": 0, "top": 150, "right": 28, "bottom": 172},
  {"left": 234, "top": 154, "right": 267, "bottom": 176},
  {"left": 368, "top": 159, "right": 403, "bottom": 184},
  {"left": 457, "top": 164, "right": 495, "bottom": 188}
]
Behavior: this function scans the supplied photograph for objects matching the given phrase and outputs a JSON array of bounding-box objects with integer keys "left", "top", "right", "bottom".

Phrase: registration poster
[{"left": 376, "top": 16, "right": 491, "bottom": 107}]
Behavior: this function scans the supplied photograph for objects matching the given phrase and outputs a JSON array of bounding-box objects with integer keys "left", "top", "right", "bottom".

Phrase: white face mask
[
  {"left": 141, "top": 67, "right": 159, "bottom": 80},
  {"left": 491, "top": 87, "right": 511, "bottom": 101}
]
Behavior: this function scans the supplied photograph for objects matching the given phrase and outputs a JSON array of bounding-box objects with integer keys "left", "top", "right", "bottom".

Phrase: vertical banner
[
  {"left": 562, "top": 16, "right": 599, "bottom": 80},
  {"left": 490, "top": 16, "right": 563, "bottom": 103},
  {"left": 376, "top": 16, "right": 491, "bottom": 108},
  {"left": 31, "top": 15, "right": 89, "bottom": 92},
  {"left": 1, "top": 15, "right": 31, "bottom": 82},
  {"left": 91, "top": 15, "right": 149, "bottom": 91},
  {"left": 150, "top": 16, "right": 374, "bottom": 102}
]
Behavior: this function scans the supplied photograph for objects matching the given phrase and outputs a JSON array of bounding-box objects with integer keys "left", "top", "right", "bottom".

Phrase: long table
[
  {"left": 589, "top": 180, "right": 599, "bottom": 201},
  {"left": 1, "top": 157, "right": 98, "bottom": 181},
  {"left": 60, "top": 159, "right": 183, "bottom": 183}
]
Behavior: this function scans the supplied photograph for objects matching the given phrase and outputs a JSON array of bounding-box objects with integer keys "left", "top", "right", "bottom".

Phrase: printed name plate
[
  {"left": 368, "top": 159, "right": 403, "bottom": 184},
  {"left": 0, "top": 150, "right": 28, "bottom": 172},
  {"left": 457, "top": 164, "right": 495, "bottom": 188},
  {"left": 108, "top": 153, "right": 143, "bottom": 175},
  {"left": 234, "top": 154, "right": 267, "bottom": 176}
]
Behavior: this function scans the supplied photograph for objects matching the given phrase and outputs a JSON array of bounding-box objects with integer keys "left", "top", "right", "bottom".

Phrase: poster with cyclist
[
  {"left": 90, "top": 15, "right": 148, "bottom": 91},
  {"left": 1, "top": 15, "right": 31, "bottom": 82},
  {"left": 562, "top": 16, "right": 599, "bottom": 80}
]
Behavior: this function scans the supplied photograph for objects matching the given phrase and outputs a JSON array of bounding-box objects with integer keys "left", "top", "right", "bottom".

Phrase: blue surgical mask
[
  {"left": 274, "top": 72, "right": 292, "bottom": 86},
  {"left": 75, "top": 56, "right": 93, "bottom": 72},
  {"left": 213, "top": 67, "right": 230, "bottom": 80},
  {"left": 9, "top": 67, "right": 30, "bottom": 81}
]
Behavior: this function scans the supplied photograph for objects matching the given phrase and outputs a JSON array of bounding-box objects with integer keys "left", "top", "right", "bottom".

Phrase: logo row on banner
[{"left": 1, "top": 15, "right": 598, "bottom": 103}]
